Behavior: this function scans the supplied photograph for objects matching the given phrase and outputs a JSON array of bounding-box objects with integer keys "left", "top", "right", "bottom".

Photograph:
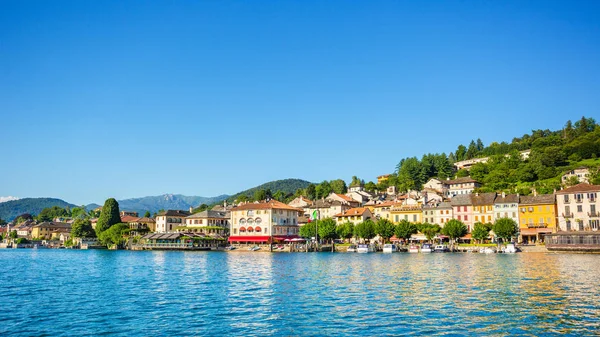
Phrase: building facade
[
  {"left": 518, "top": 194, "right": 557, "bottom": 243},
  {"left": 451, "top": 194, "right": 474, "bottom": 231},
  {"left": 334, "top": 207, "right": 373, "bottom": 225},
  {"left": 494, "top": 193, "right": 520, "bottom": 223},
  {"left": 556, "top": 183, "right": 599, "bottom": 232},
  {"left": 155, "top": 210, "right": 191, "bottom": 233},
  {"left": 228, "top": 200, "right": 302, "bottom": 244}
]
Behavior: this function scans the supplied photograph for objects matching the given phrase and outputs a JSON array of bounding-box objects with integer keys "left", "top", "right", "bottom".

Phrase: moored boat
[
  {"left": 383, "top": 244, "right": 396, "bottom": 253},
  {"left": 408, "top": 245, "right": 419, "bottom": 253},
  {"left": 421, "top": 243, "right": 433, "bottom": 253}
]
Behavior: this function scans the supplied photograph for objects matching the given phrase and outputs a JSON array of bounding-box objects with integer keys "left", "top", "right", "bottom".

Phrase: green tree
[
  {"left": 317, "top": 218, "right": 338, "bottom": 243},
  {"left": 0, "top": 217, "right": 6, "bottom": 227},
  {"left": 273, "top": 190, "right": 287, "bottom": 202},
  {"left": 253, "top": 189, "right": 267, "bottom": 201},
  {"left": 95, "top": 198, "right": 121, "bottom": 234},
  {"left": 144, "top": 211, "right": 151, "bottom": 218},
  {"left": 37, "top": 206, "right": 69, "bottom": 222},
  {"left": 299, "top": 222, "right": 317, "bottom": 239},
  {"left": 354, "top": 220, "right": 376, "bottom": 241},
  {"left": 71, "top": 219, "right": 96, "bottom": 238},
  {"left": 237, "top": 195, "right": 249, "bottom": 203},
  {"left": 471, "top": 222, "right": 491, "bottom": 244},
  {"left": 441, "top": 219, "right": 468, "bottom": 249},
  {"left": 350, "top": 176, "right": 362, "bottom": 187},
  {"left": 71, "top": 206, "right": 87, "bottom": 219},
  {"left": 10, "top": 230, "right": 17, "bottom": 239},
  {"left": 305, "top": 184, "right": 317, "bottom": 200},
  {"left": 394, "top": 220, "right": 418, "bottom": 242},
  {"left": 336, "top": 222, "right": 355, "bottom": 242},
  {"left": 493, "top": 218, "right": 518, "bottom": 243},
  {"left": 364, "top": 181, "right": 378, "bottom": 192},
  {"left": 375, "top": 219, "right": 396, "bottom": 243},
  {"left": 330, "top": 179, "right": 348, "bottom": 194},
  {"left": 420, "top": 223, "right": 441, "bottom": 242},
  {"left": 455, "top": 144, "right": 467, "bottom": 161},
  {"left": 97, "top": 223, "right": 129, "bottom": 248},
  {"left": 315, "top": 181, "right": 332, "bottom": 199}
]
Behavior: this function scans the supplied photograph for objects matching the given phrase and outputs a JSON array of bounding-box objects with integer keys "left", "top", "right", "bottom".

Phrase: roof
[
  {"left": 423, "top": 202, "right": 453, "bottom": 209},
  {"left": 186, "top": 210, "right": 230, "bottom": 219},
  {"left": 157, "top": 210, "right": 191, "bottom": 217},
  {"left": 471, "top": 193, "right": 497, "bottom": 206},
  {"left": 134, "top": 217, "right": 155, "bottom": 223},
  {"left": 444, "top": 177, "right": 479, "bottom": 185},
  {"left": 232, "top": 200, "right": 302, "bottom": 212},
  {"left": 310, "top": 199, "right": 344, "bottom": 208},
  {"left": 33, "top": 222, "right": 72, "bottom": 229},
  {"left": 373, "top": 201, "right": 395, "bottom": 208},
  {"left": 120, "top": 215, "right": 139, "bottom": 223},
  {"left": 519, "top": 194, "right": 556, "bottom": 205},
  {"left": 495, "top": 194, "right": 520, "bottom": 204},
  {"left": 556, "top": 183, "right": 600, "bottom": 194},
  {"left": 334, "top": 207, "right": 370, "bottom": 217},
  {"left": 450, "top": 194, "right": 472, "bottom": 206},
  {"left": 142, "top": 233, "right": 183, "bottom": 240},
  {"left": 335, "top": 194, "right": 356, "bottom": 203}
]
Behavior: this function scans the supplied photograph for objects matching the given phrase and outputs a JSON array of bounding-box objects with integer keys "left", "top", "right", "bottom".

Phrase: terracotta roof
[
  {"left": 556, "top": 183, "right": 600, "bottom": 194},
  {"left": 135, "top": 217, "right": 155, "bottom": 223},
  {"left": 334, "top": 207, "right": 370, "bottom": 217},
  {"left": 120, "top": 215, "right": 139, "bottom": 223},
  {"left": 33, "top": 222, "right": 72, "bottom": 229},
  {"left": 519, "top": 194, "right": 555, "bottom": 205},
  {"left": 495, "top": 194, "right": 520, "bottom": 204},
  {"left": 373, "top": 201, "right": 395, "bottom": 208},
  {"left": 337, "top": 194, "right": 356, "bottom": 202},
  {"left": 471, "top": 193, "right": 497, "bottom": 206},
  {"left": 232, "top": 200, "right": 303, "bottom": 212}
]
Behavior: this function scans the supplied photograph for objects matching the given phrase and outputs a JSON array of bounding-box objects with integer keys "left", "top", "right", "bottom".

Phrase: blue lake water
[{"left": 1, "top": 250, "right": 599, "bottom": 336}]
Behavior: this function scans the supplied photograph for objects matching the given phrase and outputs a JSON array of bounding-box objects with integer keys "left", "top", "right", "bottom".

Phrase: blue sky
[{"left": 1, "top": 1, "right": 599, "bottom": 205}]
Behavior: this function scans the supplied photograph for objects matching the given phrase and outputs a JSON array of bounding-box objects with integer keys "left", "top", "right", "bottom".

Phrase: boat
[
  {"left": 408, "top": 245, "right": 419, "bottom": 253},
  {"left": 503, "top": 243, "right": 517, "bottom": 253},
  {"left": 421, "top": 243, "right": 433, "bottom": 253},
  {"left": 383, "top": 244, "right": 396, "bottom": 253},
  {"left": 480, "top": 247, "right": 495, "bottom": 254},
  {"left": 357, "top": 244, "right": 375, "bottom": 253},
  {"left": 346, "top": 244, "right": 357, "bottom": 252},
  {"left": 225, "top": 246, "right": 236, "bottom": 251},
  {"left": 433, "top": 244, "right": 449, "bottom": 253},
  {"left": 248, "top": 246, "right": 260, "bottom": 251}
]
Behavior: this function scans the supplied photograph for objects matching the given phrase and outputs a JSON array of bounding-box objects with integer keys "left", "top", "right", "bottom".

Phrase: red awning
[
  {"left": 255, "top": 226, "right": 261, "bottom": 231},
  {"left": 228, "top": 236, "right": 270, "bottom": 242},
  {"left": 239, "top": 227, "right": 246, "bottom": 231},
  {"left": 273, "top": 235, "right": 301, "bottom": 241}
]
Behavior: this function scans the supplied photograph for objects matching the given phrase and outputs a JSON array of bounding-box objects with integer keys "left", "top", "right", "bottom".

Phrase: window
[
  {"left": 512, "top": 212, "right": 516, "bottom": 218},
  {"left": 577, "top": 205, "right": 583, "bottom": 213},
  {"left": 465, "top": 215, "right": 468, "bottom": 221},
  {"left": 458, "top": 215, "right": 461, "bottom": 220},
  {"left": 475, "top": 216, "right": 479, "bottom": 222},
  {"left": 564, "top": 195, "right": 569, "bottom": 202},
  {"left": 488, "top": 216, "right": 492, "bottom": 222}
]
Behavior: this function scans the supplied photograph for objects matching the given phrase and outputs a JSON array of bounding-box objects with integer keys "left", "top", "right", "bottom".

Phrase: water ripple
[{"left": 1, "top": 250, "right": 599, "bottom": 336}]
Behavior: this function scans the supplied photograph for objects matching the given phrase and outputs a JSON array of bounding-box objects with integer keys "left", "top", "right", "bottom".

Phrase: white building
[
  {"left": 494, "top": 192, "right": 520, "bottom": 223},
  {"left": 556, "top": 183, "right": 600, "bottom": 231},
  {"left": 562, "top": 167, "right": 591, "bottom": 185},
  {"left": 228, "top": 200, "right": 303, "bottom": 244},
  {"left": 155, "top": 210, "right": 191, "bottom": 233}
]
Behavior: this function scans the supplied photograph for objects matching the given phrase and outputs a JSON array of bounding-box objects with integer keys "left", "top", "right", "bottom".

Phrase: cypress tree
[{"left": 95, "top": 198, "right": 121, "bottom": 233}]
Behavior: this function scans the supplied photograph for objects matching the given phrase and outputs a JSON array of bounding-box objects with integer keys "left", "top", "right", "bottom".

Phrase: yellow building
[
  {"left": 471, "top": 193, "right": 496, "bottom": 224},
  {"left": 377, "top": 174, "right": 391, "bottom": 184},
  {"left": 368, "top": 201, "right": 394, "bottom": 221},
  {"left": 31, "top": 222, "right": 72, "bottom": 240},
  {"left": 334, "top": 207, "right": 373, "bottom": 225},
  {"left": 518, "top": 194, "right": 557, "bottom": 244},
  {"left": 390, "top": 204, "right": 422, "bottom": 223}
]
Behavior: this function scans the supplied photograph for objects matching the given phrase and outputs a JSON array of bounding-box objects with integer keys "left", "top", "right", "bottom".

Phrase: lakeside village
[{"left": 2, "top": 167, "right": 600, "bottom": 254}]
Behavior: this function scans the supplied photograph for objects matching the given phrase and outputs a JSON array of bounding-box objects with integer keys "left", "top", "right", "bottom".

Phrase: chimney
[
  {"left": 224, "top": 200, "right": 228, "bottom": 209},
  {"left": 189, "top": 206, "right": 193, "bottom": 213},
  {"left": 502, "top": 192, "right": 506, "bottom": 198}
]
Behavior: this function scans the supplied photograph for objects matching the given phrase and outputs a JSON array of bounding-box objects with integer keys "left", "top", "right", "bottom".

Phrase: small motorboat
[
  {"left": 433, "top": 245, "right": 449, "bottom": 253},
  {"left": 225, "top": 246, "right": 236, "bottom": 251},
  {"left": 503, "top": 243, "right": 518, "bottom": 253},
  {"left": 248, "top": 246, "right": 260, "bottom": 251},
  {"left": 408, "top": 245, "right": 419, "bottom": 253},
  {"left": 480, "top": 247, "right": 495, "bottom": 254},
  {"left": 357, "top": 244, "right": 375, "bottom": 253},
  {"left": 346, "top": 244, "right": 357, "bottom": 252},
  {"left": 421, "top": 243, "right": 433, "bottom": 253},
  {"left": 383, "top": 244, "right": 396, "bottom": 253}
]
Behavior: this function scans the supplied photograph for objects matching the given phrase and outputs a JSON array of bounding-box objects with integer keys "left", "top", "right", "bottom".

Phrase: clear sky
[{"left": 1, "top": 1, "right": 599, "bottom": 205}]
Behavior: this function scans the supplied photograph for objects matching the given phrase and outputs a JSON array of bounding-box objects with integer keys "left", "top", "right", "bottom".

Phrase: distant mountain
[
  {"left": 116, "top": 194, "right": 229, "bottom": 215},
  {"left": 226, "top": 178, "right": 312, "bottom": 202},
  {"left": 85, "top": 203, "right": 101, "bottom": 211},
  {"left": 0, "top": 198, "right": 77, "bottom": 221}
]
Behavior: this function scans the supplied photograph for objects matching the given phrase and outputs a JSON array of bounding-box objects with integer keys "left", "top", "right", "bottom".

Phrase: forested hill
[
  {"left": 386, "top": 116, "right": 600, "bottom": 195},
  {"left": 224, "top": 179, "right": 313, "bottom": 203},
  {"left": 0, "top": 198, "right": 77, "bottom": 221}
]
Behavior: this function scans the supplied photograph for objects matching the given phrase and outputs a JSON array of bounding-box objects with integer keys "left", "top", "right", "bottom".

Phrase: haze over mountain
[{"left": 0, "top": 196, "right": 20, "bottom": 203}]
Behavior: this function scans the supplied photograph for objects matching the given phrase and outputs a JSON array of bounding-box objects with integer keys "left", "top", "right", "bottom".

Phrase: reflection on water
[{"left": 0, "top": 250, "right": 599, "bottom": 336}]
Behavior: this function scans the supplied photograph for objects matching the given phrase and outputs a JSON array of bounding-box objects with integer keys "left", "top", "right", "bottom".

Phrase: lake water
[{"left": 1, "top": 250, "right": 599, "bottom": 336}]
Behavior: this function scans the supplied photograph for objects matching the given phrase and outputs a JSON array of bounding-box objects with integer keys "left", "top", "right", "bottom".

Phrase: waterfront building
[
  {"left": 390, "top": 204, "right": 422, "bottom": 224},
  {"left": 180, "top": 210, "right": 230, "bottom": 237},
  {"left": 370, "top": 201, "right": 394, "bottom": 221},
  {"left": 155, "top": 210, "right": 191, "bottom": 233},
  {"left": 471, "top": 192, "right": 497, "bottom": 225},
  {"left": 518, "top": 193, "right": 557, "bottom": 243},
  {"left": 561, "top": 167, "right": 590, "bottom": 185},
  {"left": 228, "top": 200, "right": 302, "bottom": 244},
  {"left": 494, "top": 192, "right": 520, "bottom": 224},
  {"left": 334, "top": 207, "right": 373, "bottom": 225},
  {"left": 423, "top": 202, "right": 453, "bottom": 226},
  {"left": 16, "top": 225, "right": 33, "bottom": 238},
  {"left": 451, "top": 194, "right": 474, "bottom": 231},
  {"left": 556, "top": 183, "right": 600, "bottom": 232},
  {"left": 31, "top": 222, "right": 72, "bottom": 240},
  {"left": 288, "top": 196, "right": 313, "bottom": 209},
  {"left": 128, "top": 217, "right": 156, "bottom": 233}
]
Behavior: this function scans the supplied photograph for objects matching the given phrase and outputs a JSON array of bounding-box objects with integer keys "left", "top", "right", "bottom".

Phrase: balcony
[
  {"left": 589, "top": 212, "right": 599, "bottom": 218},
  {"left": 563, "top": 213, "right": 574, "bottom": 218},
  {"left": 527, "top": 223, "right": 549, "bottom": 228},
  {"left": 575, "top": 199, "right": 583, "bottom": 204}
]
